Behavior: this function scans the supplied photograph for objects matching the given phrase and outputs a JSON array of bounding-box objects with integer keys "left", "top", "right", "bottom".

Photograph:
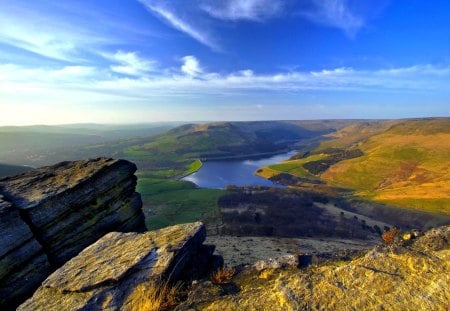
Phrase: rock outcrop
[
  {"left": 19, "top": 222, "right": 220, "bottom": 310},
  {"left": 0, "top": 196, "right": 51, "bottom": 309},
  {"left": 0, "top": 158, "right": 146, "bottom": 309},
  {"left": 178, "top": 225, "right": 450, "bottom": 310}
]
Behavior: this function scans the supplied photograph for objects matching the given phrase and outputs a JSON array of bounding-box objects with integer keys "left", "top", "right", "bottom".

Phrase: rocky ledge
[
  {"left": 0, "top": 158, "right": 146, "bottom": 309},
  {"left": 19, "top": 222, "right": 220, "bottom": 310},
  {"left": 178, "top": 225, "right": 450, "bottom": 310}
]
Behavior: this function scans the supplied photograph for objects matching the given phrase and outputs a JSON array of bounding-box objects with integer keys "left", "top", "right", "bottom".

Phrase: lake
[{"left": 182, "top": 151, "right": 296, "bottom": 189}]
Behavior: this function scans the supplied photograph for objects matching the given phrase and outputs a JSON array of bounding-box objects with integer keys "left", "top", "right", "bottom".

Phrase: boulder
[{"left": 19, "top": 222, "right": 216, "bottom": 311}]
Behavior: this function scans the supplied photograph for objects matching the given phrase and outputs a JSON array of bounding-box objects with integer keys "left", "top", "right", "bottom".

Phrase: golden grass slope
[
  {"left": 322, "top": 120, "right": 450, "bottom": 214},
  {"left": 257, "top": 118, "right": 450, "bottom": 215}
]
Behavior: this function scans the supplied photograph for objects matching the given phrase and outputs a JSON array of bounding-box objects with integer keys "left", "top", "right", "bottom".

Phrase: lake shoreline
[{"left": 181, "top": 150, "right": 297, "bottom": 189}]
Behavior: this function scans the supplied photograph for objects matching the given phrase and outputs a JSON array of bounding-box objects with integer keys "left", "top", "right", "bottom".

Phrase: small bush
[
  {"left": 212, "top": 267, "right": 235, "bottom": 285},
  {"left": 382, "top": 228, "right": 400, "bottom": 244},
  {"left": 127, "top": 281, "right": 181, "bottom": 311}
]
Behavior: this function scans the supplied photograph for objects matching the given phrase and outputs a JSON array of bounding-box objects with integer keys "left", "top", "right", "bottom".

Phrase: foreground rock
[
  {"left": 19, "top": 222, "right": 220, "bottom": 310},
  {"left": 0, "top": 158, "right": 146, "bottom": 309},
  {"left": 178, "top": 225, "right": 450, "bottom": 310},
  {"left": 0, "top": 196, "right": 51, "bottom": 308}
]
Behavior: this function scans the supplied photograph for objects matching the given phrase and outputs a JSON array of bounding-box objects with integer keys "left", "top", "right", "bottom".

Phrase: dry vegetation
[
  {"left": 126, "top": 281, "right": 181, "bottom": 311},
  {"left": 381, "top": 227, "right": 400, "bottom": 244},
  {"left": 212, "top": 267, "right": 235, "bottom": 285}
]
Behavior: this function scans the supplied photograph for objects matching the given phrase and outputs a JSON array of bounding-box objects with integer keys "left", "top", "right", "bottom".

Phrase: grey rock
[
  {"left": 18, "top": 222, "right": 211, "bottom": 311},
  {"left": 253, "top": 255, "right": 299, "bottom": 271},
  {"left": 0, "top": 158, "right": 146, "bottom": 309}
]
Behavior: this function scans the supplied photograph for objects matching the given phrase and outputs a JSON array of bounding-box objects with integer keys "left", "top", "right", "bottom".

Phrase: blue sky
[{"left": 1, "top": 0, "right": 450, "bottom": 125}]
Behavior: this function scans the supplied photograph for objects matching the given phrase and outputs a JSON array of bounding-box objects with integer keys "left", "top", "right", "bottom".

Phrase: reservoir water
[{"left": 182, "top": 151, "right": 296, "bottom": 189}]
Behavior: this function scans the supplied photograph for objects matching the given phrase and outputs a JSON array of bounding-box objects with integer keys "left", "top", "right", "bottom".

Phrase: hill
[
  {"left": 120, "top": 120, "right": 358, "bottom": 176},
  {"left": 0, "top": 123, "right": 179, "bottom": 166},
  {"left": 0, "top": 163, "right": 32, "bottom": 178},
  {"left": 257, "top": 118, "right": 450, "bottom": 215}
]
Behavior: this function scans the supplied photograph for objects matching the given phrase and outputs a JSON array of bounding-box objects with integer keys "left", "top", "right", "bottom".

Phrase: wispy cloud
[
  {"left": 201, "top": 0, "right": 284, "bottom": 21},
  {"left": 2, "top": 54, "right": 449, "bottom": 99},
  {"left": 2, "top": 54, "right": 449, "bottom": 124},
  {"left": 298, "top": 0, "right": 364, "bottom": 37},
  {"left": 107, "top": 51, "right": 158, "bottom": 76},
  {"left": 0, "top": 5, "right": 112, "bottom": 62},
  {"left": 138, "top": 0, "right": 219, "bottom": 50}
]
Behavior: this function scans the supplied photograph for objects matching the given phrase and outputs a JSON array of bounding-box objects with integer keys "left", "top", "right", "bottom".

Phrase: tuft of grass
[
  {"left": 126, "top": 281, "right": 181, "bottom": 311},
  {"left": 212, "top": 267, "right": 235, "bottom": 285}
]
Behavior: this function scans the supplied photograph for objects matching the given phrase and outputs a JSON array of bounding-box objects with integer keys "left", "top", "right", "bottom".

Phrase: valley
[{"left": 1, "top": 118, "right": 449, "bottom": 261}]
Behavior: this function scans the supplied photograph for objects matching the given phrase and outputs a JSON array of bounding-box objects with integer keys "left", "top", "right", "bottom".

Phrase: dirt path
[
  {"left": 314, "top": 202, "right": 392, "bottom": 229},
  {"left": 206, "top": 235, "right": 376, "bottom": 266}
]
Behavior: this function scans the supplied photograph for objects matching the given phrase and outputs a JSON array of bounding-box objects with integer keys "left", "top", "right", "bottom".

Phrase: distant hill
[
  {"left": 0, "top": 163, "right": 32, "bottom": 178},
  {"left": 119, "top": 120, "right": 358, "bottom": 175},
  {"left": 258, "top": 118, "right": 450, "bottom": 215},
  {"left": 0, "top": 123, "right": 180, "bottom": 166}
]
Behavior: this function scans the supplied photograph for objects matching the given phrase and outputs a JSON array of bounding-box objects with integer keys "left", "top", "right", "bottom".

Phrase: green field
[
  {"left": 137, "top": 177, "right": 226, "bottom": 231},
  {"left": 256, "top": 154, "right": 326, "bottom": 180}
]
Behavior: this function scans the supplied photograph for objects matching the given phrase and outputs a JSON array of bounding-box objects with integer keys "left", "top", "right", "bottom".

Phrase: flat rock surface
[{"left": 19, "top": 222, "right": 207, "bottom": 311}]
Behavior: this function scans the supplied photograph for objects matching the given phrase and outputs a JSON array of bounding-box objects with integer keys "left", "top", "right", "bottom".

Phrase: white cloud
[
  {"left": 108, "top": 51, "right": 157, "bottom": 76},
  {"left": 2, "top": 59, "right": 450, "bottom": 124},
  {"left": 138, "top": 0, "right": 218, "bottom": 50},
  {"left": 298, "top": 0, "right": 364, "bottom": 37},
  {"left": 201, "top": 0, "right": 283, "bottom": 21},
  {"left": 181, "top": 55, "right": 203, "bottom": 77},
  {"left": 2, "top": 59, "right": 449, "bottom": 101}
]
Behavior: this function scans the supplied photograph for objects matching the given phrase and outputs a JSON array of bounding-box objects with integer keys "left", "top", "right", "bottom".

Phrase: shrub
[
  {"left": 382, "top": 227, "right": 400, "bottom": 244},
  {"left": 127, "top": 281, "right": 181, "bottom": 311},
  {"left": 212, "top": 267, "right": 235, "bottom": 285}
]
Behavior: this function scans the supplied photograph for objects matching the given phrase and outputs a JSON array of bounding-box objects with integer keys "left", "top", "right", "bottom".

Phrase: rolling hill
[
  {"left": 117, "top": 120, "right": 360, "bottom": 176},
  {"left": 257, "top": 118, "right": 450, "bottom": 215}
]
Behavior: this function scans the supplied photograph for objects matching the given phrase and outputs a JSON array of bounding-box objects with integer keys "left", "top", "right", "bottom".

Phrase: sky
[{"left": 1, "top": 0, "right": 450, "bottom": 125}]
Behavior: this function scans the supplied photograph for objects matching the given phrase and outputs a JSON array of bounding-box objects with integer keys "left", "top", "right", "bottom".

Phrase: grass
[
  {"left": 137, "top": 175, "right": 226, "bottom": 231},
  {"left": 256, "top": 119, "right": 450, "bottom": 215},
  {"left": 126, "top": 281, "right": 181, "bottom": 311},
  {"left": 255, "top": 154, "right": 326, "bottom": 180},
  {"left": 184, "top": 159, "right": 202, "bottom": 176}
]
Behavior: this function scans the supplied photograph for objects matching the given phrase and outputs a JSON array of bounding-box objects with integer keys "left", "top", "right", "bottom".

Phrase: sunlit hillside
[{"left": 258, "top": 118, "right": 450, "bottom": 215}]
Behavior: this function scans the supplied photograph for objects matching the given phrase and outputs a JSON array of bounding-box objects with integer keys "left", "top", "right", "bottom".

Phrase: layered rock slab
[
  {"left": 0, "top": 196, "right": 51, "bottom": 308},
  {"left": 0, "top": 158, "right": 146, "bottom": 309},
  {"left": 19, "top": 222, "right": 211, "bottom": 311},
  {"left": 0, "top": 158, "right": 146, "bottom": 266}
]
